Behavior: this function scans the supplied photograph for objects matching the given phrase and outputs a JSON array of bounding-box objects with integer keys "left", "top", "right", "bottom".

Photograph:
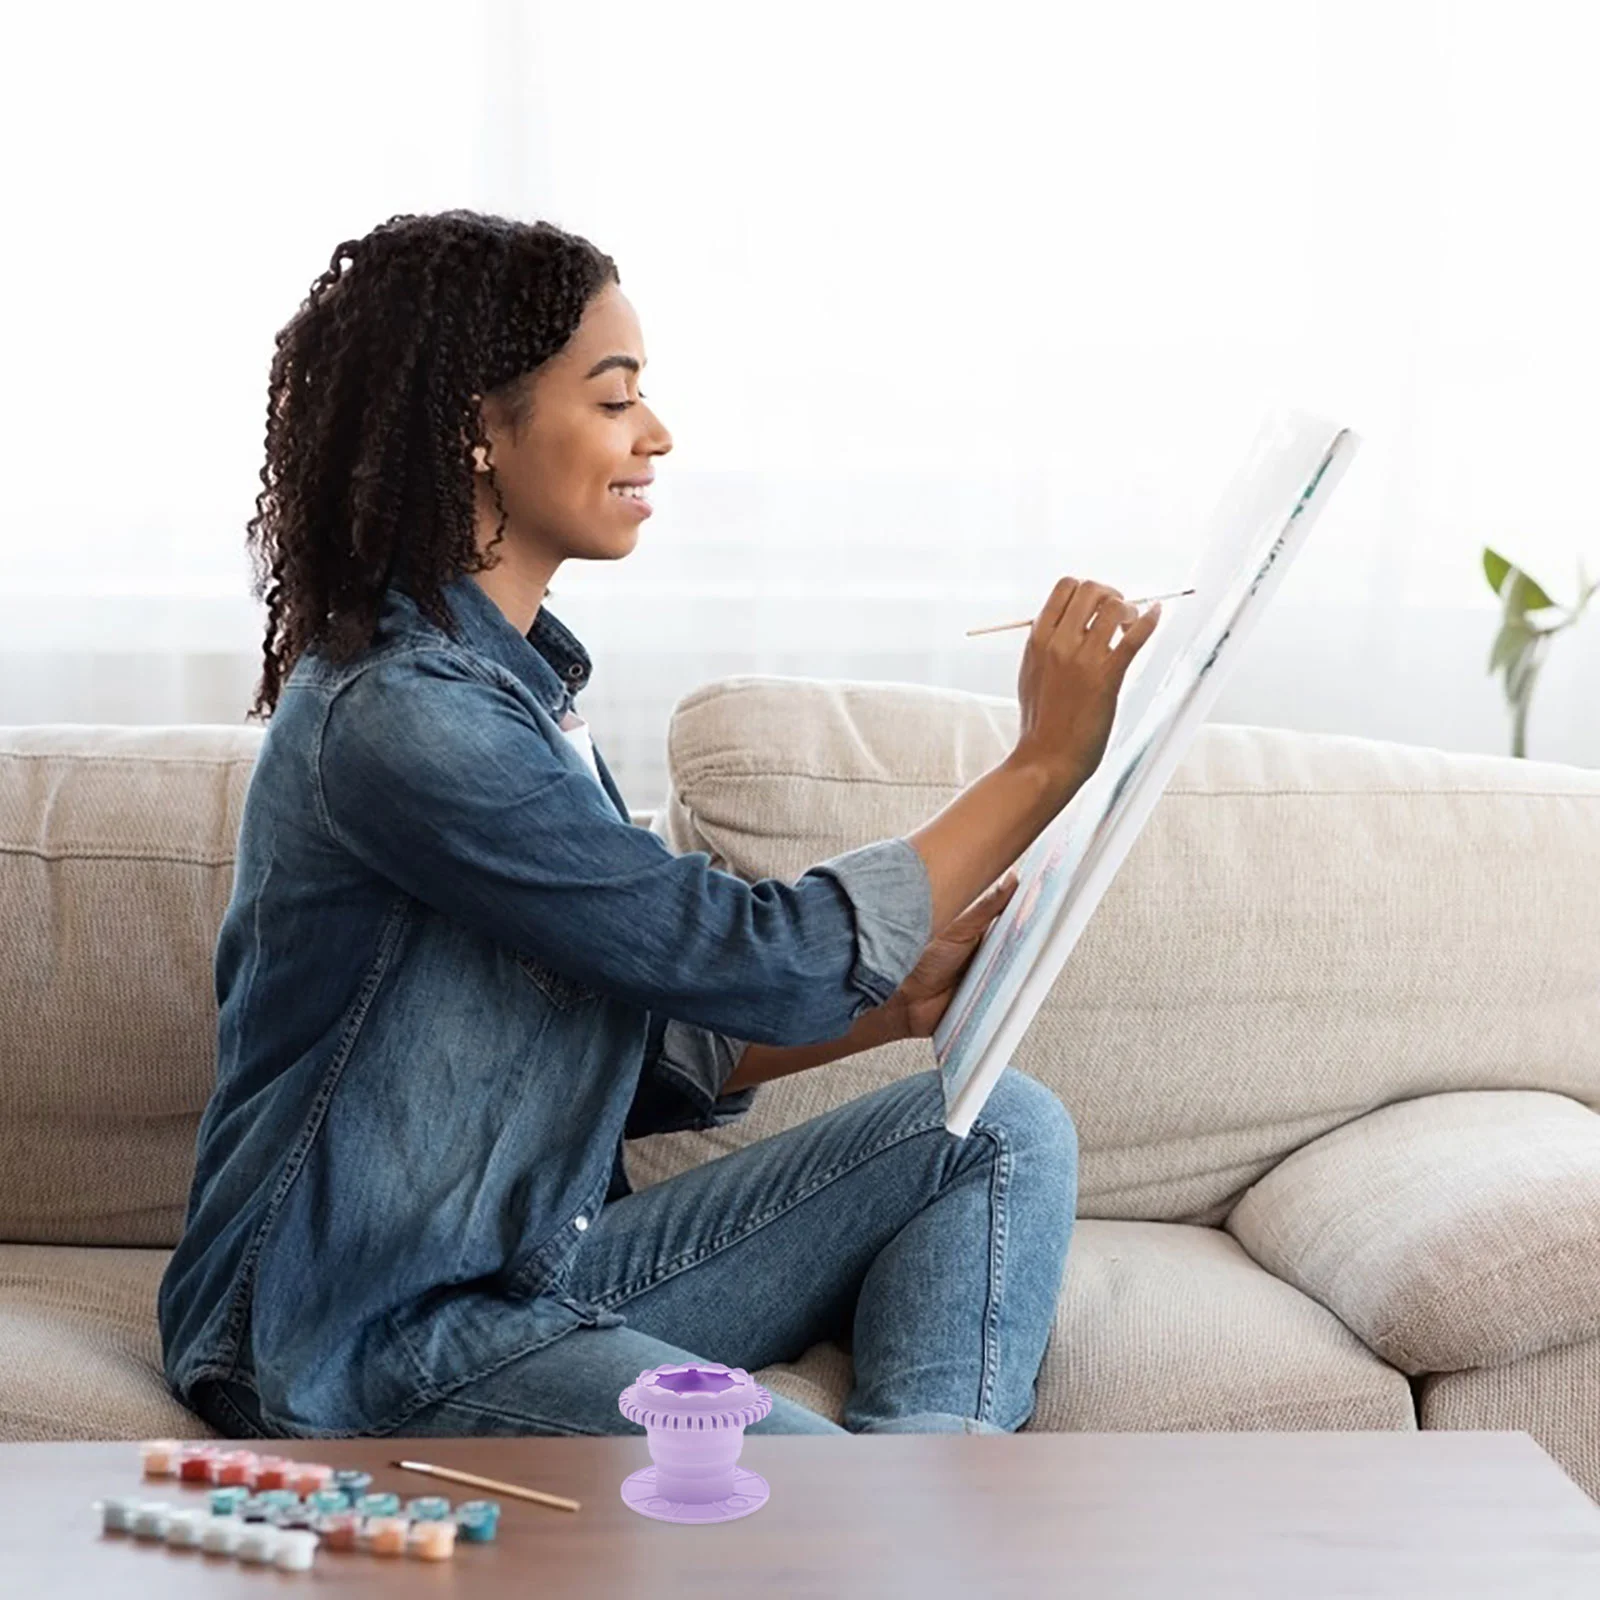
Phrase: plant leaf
[
  {"left": 1483, "top": 547, "right": 1511, "bottom": 596},
  {"left": 1503, "top": 565, "right": 1557, "bottom": 614}
]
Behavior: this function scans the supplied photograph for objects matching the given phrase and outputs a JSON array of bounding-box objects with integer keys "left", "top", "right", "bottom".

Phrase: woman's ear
[
  {"left": 462, "top": 392, "right": 484, "bottom": 472},
  {"left": 466, "top": 391, "right": 508, "bottom": 473}
]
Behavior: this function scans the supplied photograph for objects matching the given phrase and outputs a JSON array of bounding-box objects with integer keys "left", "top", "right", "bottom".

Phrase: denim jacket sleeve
[
  {"left": 316, "top": 650, "right": 935, "bottom": 1049},
  {"left": 623, "top": 1013, "right": 757, "bottom": 1138}
]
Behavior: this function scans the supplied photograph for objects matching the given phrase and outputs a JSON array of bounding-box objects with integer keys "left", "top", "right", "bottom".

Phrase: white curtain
[{"left": 3, "top": 0, "right": 1596, "bottom": 811}]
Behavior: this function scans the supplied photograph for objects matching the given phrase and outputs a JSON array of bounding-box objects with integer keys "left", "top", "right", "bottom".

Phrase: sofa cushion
[
  {"left": 0, "top": 1225, "right": 1407, "bottom": 1442},
  {"left": 754, "top": 1219, "right": 1413, "bottom": 1433},
  {"left": 1036, "top": 1220, "right": 1414, "bottom": 1431},
  {"left": 0, "top": 1244, "right": 213, "bottom": 1440},
  {"left": 0, "top": 725, "right": 260, "bottom": 1247},
  {"left": 655, "top": 677, "right": 1600, "bottom": 1224},
  {"left": 1226, "top": 1090, "right": 1600, "bottom": 1373}
]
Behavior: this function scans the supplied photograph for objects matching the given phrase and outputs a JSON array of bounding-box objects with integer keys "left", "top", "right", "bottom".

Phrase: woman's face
[{"left": 470, "top": 281, "right": 672, "bottom": 581}]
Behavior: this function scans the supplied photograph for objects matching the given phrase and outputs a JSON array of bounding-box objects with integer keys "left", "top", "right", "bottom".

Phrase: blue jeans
[{"left": 390, "top": 1066, "right": 1077, "bottom": 1438}]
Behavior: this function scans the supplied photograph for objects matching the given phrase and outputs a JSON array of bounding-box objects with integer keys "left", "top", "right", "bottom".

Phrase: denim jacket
[{"left": 157, "top": 571, "right": 935, "bottom": 1436}]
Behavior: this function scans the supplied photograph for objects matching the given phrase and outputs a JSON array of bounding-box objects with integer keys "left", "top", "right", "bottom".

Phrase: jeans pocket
[{"left": 514, "top": 953, "right": 600, "bottom": 1012}]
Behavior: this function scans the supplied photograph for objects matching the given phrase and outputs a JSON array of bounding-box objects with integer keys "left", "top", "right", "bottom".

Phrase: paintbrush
[
  {"left": 393, "top": 1457, "right": 581, "bottom": 1513},
  {"left": 966, "top": 586, "right": 1196, "bottom": 636}
]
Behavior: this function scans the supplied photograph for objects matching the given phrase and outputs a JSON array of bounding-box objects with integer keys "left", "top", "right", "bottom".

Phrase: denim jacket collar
[{"left": 381, "top": 572, "right": 592, "bottom": 715}]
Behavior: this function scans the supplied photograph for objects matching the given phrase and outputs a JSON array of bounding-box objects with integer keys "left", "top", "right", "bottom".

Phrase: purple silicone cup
[{"left": 617, "top": 1361, "right": 774, "bottom": 1524}]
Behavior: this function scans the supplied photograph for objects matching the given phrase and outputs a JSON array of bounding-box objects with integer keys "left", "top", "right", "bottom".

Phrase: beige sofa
[{"left": 4, "top": 676, "right": 1599, "bottom": 1501}]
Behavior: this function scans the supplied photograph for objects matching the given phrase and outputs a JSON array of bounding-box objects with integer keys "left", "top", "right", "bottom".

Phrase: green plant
[{"left": 1483, "top": 547, "right": 1597, "bottom": 757}]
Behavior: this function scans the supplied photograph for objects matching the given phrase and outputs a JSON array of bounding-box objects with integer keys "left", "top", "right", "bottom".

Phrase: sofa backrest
[
  {"left": 0, "top": 722, "right": 661, "bottom": 1249},
  {"left": 0, "top": 724, "right": 260, "bottom": 1247},
  {"left": 3, "top": 684, "right": 1598, "bottom": 1245},
  {"left": 652, "top": 677, "right": 1600, "bottom": 1224}
]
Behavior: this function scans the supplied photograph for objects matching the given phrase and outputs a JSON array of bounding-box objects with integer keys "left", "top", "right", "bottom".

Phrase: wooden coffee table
[{"left": 9, "top": 1430, "right": 1600, "bottom": 1596}]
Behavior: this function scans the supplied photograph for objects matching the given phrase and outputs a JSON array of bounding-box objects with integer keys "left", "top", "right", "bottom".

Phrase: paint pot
[
  {"left": 407, "top": 1518, "right": 458, "bottom": 1561},
  {"left": 138, "top": 1440, "right": 181, "bottom": 1477},
  {"left": 238, "top": 1494, "right": 275, "bottom": 1522},
  {"left": 95, "top": 1494, "right": 142, "bottom": 1534},
  {"left": 164, "top": 1508, "right": 209, "bottom": 1548},
  {"left": 315, "top": 1509, "right": 361, "bottom": 1551},
  {"left": 454, "top": 1499, "right": 501, "bottom": 1542},
  {"left": 131, "top": 1501, "right": 173, "bottom": 1540},
  {"left": 355, "top": 1491, "right": 401, "bottom": 1518},
  {"left": 366, "top": 1514, "right": 409, "bottom": 1556},
  {"left": 405, "top": 1494, "right": 452, "bottom": 1521},
  {"left": 235, "top": 1525, "right": 281, "bottom": 1565},
  {"left": 177, "top": 1445, "right": 219, "bottom": 1483},
  {"left": 330, "top": 1469, "right": 371, "bottom": 1500},
  {"left": 273, "top": 1528, "right": 319, "bottom": 1571},
  {"left": 251, "top": 1455, "right": 293, "bottom": 1490},
  {"left": 287, "top": 1462, "right": 332, "bottom": 1496},
  {"left": 200, "top": 1516, "right": 245, "bottom": 1556},
  {"left": 308, "top": 1488, "right": 349, "bottom": 1515},
  {"left": 209, "top": 1449, "right": 258, "bottom": 1487},
  {"left": 210, "top": 1486, "right": 250, "bottom": 1516}
]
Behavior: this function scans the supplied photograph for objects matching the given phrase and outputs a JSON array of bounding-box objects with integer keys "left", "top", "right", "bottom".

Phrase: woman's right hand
[{"left": 1010, "top": 576, "right": 1163, "bottom": 790}]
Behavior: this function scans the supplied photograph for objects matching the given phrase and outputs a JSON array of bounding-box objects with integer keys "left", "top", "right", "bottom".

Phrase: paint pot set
[
  {"left": 138, "top": 1439, "right": 365, "bottom": 1497},
  {"left": 93, "top": 1499, "right": 321, "bottom": 1570},
  {"left": 92, "top": 1440, "right": 503, "bottom": 1568}
]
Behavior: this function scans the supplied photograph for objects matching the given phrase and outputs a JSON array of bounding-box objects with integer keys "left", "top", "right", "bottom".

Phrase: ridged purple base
[{"left": 619, "top": 1464, "right": 771, "bottom": 1524}]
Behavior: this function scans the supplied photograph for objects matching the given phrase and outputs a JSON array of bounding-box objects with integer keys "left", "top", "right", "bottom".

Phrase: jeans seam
[
  {"left": 203, "top": 1381, "right": 269, "bottom": 1441},
  {"left": 978, "top": 1118, "right": 1012, "bottom": 1427},
  {"left": 585, "top": 1106, "right": 1012, "bottom": 1376},
  {"left": 386, "top": 1310, "right": 440, "bottom": 1395},
  {"left": 421, "top": 1394, "right": 611, "bottom": 1438},
  {"left": 582, "top": 1110, "right": 962, "bottom": 1309},
  {"left": 389, "top": 1303, "right": 598, "bottom": 1412}
]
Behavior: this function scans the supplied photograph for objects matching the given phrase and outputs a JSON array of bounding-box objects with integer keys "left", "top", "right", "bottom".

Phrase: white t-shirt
[{"left": 557, "top": 707, "right": 605, "bottom": 792}]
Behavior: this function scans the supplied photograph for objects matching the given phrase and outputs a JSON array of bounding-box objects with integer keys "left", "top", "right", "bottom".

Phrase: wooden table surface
[{"left": 9, "top": 1430, "right": 1600, "bottom": 1597}]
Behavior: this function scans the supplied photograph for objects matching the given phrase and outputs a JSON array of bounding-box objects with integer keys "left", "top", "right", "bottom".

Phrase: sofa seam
[
  {"left": 0, "top": 846, "right": 239, "bottom": 866},
  {"left": 0, "top": 753, "right": 260, "bottom": 766}
]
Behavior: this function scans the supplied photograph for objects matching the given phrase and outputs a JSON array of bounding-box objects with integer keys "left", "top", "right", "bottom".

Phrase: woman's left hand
[{"left": 890, "top": 871, "right": 1021, "bottom": 1039}]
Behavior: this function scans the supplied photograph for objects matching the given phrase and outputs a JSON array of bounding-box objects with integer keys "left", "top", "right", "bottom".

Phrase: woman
[{"left": 157, "top": 208, "right": 1157, "bottom": 1440}]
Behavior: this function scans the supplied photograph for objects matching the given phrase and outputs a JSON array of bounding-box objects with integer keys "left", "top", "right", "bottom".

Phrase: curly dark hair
[{"left": 243, "top": 208, "right": 620, "bottom": 722}]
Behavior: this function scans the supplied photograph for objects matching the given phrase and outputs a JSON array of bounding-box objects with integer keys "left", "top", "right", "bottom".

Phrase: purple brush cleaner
[{"left": 617, "top": 1362, "right": 774, "bottom": 1523}]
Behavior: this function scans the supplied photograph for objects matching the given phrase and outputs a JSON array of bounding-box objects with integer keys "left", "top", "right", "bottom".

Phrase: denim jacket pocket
[{"left": 514, "top": 953, "right": 601, "bottom": 1012}]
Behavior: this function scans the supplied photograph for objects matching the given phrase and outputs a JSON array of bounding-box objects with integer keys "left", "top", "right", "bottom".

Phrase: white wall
[
  {"left": 3, "top": 594, "right": 1591, "bottom": 815},
  {"left": 3, "top": 1, "right": 1597, "bottom": 804}
]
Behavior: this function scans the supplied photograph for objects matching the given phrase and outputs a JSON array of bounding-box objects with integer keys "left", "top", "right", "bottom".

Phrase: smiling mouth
[{"left": 609, "top": 485, "right": 653, "bottom": 514}]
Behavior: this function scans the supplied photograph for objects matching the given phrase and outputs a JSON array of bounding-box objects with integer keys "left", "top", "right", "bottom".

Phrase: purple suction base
[
  {"left": 617, "top": 1361, "right": 775, "bottom": 1525},
  {"left": 619, "top": 1463, "right": 771, "bottom": 1523}
]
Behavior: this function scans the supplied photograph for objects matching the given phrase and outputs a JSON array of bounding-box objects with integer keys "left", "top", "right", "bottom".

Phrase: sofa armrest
[{"left": 1225, "top": 1090, "right": 1600, "bottom": 1374}]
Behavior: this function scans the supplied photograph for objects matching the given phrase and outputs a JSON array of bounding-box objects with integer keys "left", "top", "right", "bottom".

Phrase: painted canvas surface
[{"left": 933, "top": 410, "right": 1362, "bottom": 1134}]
